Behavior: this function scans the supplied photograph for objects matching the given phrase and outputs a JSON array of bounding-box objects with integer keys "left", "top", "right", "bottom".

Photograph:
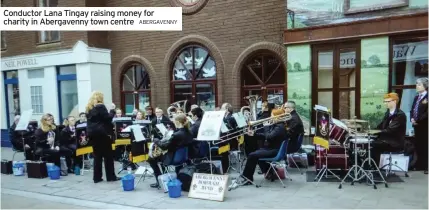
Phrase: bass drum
[{"left": 404, "top": 137, "right": 417, "bottom": 170}]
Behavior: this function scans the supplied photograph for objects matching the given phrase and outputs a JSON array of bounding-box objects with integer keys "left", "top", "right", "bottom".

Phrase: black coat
[
  {"left": 286, "top": 110, "right": 304, "bottom": 152},
  {"left": 155, "top": 128, "right": 193, "bottom": 164},
  {"left": 255, "top": 122, "right": 286, "bottom": 150},
  {"left": 190, "top": 118, "right": 202, "bottom": 139},
  {"left": 86, "top": 104, "right": 115, "bottom": 140},
  {"left": 224, "top": 113, "right": 238, "bottom": 130},
  {"left": 145, "top": 114, "right": 155, "bottom": 121},
  {"left": 34, "top": 128, "right": 59, "bottom": 151},
  {"left": 60, "top": 126, "right": 76, "bottom": 146},
  {"left": 152, "top": 115, "right": 175, "bottom": 138},
  {"left": 9, "top": 123, "right": 22, "bottom": 149},
  {"left": 411, "top": 93, "right": 428, "bottom": 127},
  {"left": 377, "top": 109, "right": 407, "bottom": 148}
]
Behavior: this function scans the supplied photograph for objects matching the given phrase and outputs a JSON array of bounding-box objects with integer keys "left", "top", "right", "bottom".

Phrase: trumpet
[{"left": 216, "top": 112, "right": 292, "bottom": 144}]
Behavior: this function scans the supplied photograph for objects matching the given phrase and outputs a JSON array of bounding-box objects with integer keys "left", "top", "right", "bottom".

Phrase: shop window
[
  {"left": 121, "top": 64, "right": 151, "bottom": 115},
  {"left": 171, "top": 45, "right": 217, "bottom": 111},
  {"left": 27, "top": 69, "right": 44, "bottom": 79},
  {"left": 1, "top": 31, "right": 6, "bottom": 50},
  {"left": 3, "top": 71, "right": 20, "bottom": 127},
  {"left": 30, "top": 86, "right": 43, "bottom": 114},
  {"left": 390, "top": 35, "right": 428, "bottom": 131},
  {"left": 36, "top": 0, "right": 60, "bottom": 43},
  {"left": 57, "top": 65, "right": 78, "bottom": 121}
]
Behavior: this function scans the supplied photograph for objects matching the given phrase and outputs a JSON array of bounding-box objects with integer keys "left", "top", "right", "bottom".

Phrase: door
[{"left": 312, "top": 42, "right": 361, "bottom": 123}]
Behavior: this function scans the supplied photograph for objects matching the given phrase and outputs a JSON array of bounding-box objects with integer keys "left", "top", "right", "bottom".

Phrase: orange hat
[
  {"left": 271, "top": 108, "right": 285, "bottom": 117},
  {"left": 384, "top": 92, "right": 399, "bottom": 102}
]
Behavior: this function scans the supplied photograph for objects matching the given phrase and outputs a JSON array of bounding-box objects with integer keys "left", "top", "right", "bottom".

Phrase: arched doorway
[
  {"left": 121, "top": 63, "right": 151, "bottom": 115},
  {"left": 170, "top": 45, "right": 217, "bottom": 111},
  {"left": 241, "top": 51, "right": 286, "bottom": 111}
]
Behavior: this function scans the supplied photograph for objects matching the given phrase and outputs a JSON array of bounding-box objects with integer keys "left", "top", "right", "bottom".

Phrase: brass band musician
[
  {"left": 283, "top": 101, "right": 304, "bottom": 153},
  {"left": 240, "top": 109, "right": 286, "bottom": 184},
  {"left": 372, "top": 93, "right": 407, "bottom": 165}
]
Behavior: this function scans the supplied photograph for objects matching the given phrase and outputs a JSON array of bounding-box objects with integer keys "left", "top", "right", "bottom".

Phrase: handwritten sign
[{"left": 188, "top": 173, "right": 229, "bottom": 202}]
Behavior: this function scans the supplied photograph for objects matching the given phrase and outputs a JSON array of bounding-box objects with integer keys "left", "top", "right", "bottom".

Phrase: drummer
[{"left": 372, "top": 93, "right": 407, "bottom": 165}]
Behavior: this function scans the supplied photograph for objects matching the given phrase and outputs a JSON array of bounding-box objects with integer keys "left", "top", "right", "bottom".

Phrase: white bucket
[{"left": 12, "top": 161, "right": 25, "bottom": 176}]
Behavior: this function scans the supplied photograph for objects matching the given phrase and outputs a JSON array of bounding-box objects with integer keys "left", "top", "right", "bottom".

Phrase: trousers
[
  {"left": 242, "top": 148, "right": 279, "bottom": 181},
  {"left": 92, "top": 135, "right": 116, "bottom": 181}
]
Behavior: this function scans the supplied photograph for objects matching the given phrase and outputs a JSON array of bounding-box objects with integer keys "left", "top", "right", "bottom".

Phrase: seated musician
[
  {"left": 148, "top": 113, "right": 193, "bottom": 188},
  {"left": 189, "top": 107, "right": 207, "bottom": 158},
  {"left": 145, "top": 106, "right": 155, "bottom": 121},
  {"left": 372, "top": 93, "right": 407, "bottom": 165},
  {"left": 35, "top": 114, "right": 73, "bottom": 171},
  {"left": 114, "top": 109, "right": 123, "bottom": 118},
  {"left": 9, "top": 115, "right": 34, "bottom": 159},
  {"left": 59, "top": 116, "right": 79, "bottom": 173},
  {"left": 283, "top": 101, "right": 304, "bottom": 153},
  {"left": 152, "top": 108, "right": 175, "bottom": 138},
  {"left": 76, "top": 112, "right": 87, "bottom": 126},
  {"left": 220, "top": 103, "right": 238, "bottom": 172},
  {"left": 135, "top": 110, "right": 145, "bottom": 120},
  {"left": 241, "top": 109, "right": 286, "bottom": 184},
  {"left": 176, "top": 108, "right": 185, "bottom": 115},
  {"left": 245, "top": 101, "right": 274, "bottom": 155}
]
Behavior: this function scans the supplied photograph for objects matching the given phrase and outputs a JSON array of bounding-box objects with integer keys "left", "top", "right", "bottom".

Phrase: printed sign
[{"left": 188, "top": 173, "right": 229, "bottom": 202}]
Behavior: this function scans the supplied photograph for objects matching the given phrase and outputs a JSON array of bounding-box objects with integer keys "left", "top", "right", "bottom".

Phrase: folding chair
[
  {"left": 286, "top": 134, "right": 306, "bottom": 175},
  {"left": 259, "top": 140, "right": 292, "bottom": 188}
]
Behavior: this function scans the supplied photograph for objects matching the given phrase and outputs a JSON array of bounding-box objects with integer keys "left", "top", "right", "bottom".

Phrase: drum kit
[{"left": 315, "top": 117, "right": 388, "bottom": 189}]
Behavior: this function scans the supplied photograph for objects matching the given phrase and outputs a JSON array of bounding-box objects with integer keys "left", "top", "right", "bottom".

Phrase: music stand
[
  {"left": 130, "top": 124, "right": 152, "bottom": 188},
  {"left": 14, "top": 110, "right": 34, "bottom": 160},
  {"left": 113, "top": 117, "right": 135, "bottom": 174},
  {"left": 313, "top": 108, "right": 342, "bottom": 184},
  {"left": 75, "top": 123, "right": 92, "bottom": 175}
]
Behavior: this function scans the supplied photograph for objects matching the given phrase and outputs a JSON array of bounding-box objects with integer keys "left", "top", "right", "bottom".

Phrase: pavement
[{"left": 1, "top": 147, "right": 428, "bottom": 209}]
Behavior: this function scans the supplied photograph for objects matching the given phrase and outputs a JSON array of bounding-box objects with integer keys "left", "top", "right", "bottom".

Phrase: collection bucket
[
  {"left": 121, "top": 174, "right": 135, "bottom": 191},
  {"left": 12, "top": 161, "right": 25, "bottom": 176},
  {"left": 167, "top": 179, "right": 182, "bottom": 198},
  {"left": 47, "top": 165, "right": 60, "bottom": 180}
]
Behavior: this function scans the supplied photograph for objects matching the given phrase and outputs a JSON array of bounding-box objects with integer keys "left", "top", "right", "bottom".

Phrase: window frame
[
  {"left": 120, "top": 63, "right": 152, "bottom": 114},
  {"left": 388, "top": 33, "right": 428, "bottom": 107},
  {"left": 30, "top": 86, "right": 44, "bottom": 114},
  {"left": 170, "top": 45, "right": 218, "bottom": 107},
  {"left": 56, "top": 65, "right": 77, "bottom": 121},
  {"left": 3, "top": 71, "right": 19, "bottom": 128},
  {"left": 35, "top": 0, "right": 60, "bottom": 44}
]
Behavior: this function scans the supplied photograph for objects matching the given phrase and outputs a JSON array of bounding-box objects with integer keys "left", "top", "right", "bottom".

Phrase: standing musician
[
  {"left": 85, "top": 91, "right": 120, "bottom": 183},
  {"left": 148, "top": 113, "right": 193, "bottom": 188},
  {"left": 241, "top": 109, "right": 286, "bottom": 184},
  {"left": 59, "top": 116, "right": 79, "bottom": 173},
  {"left": 283, "top": 101, "right": 304, "bottom": 153},
  {"left": 411, "top": 78, "right": 428, "bottom": 174},
  {"left": 372, "top": 93, "right": 407, "bottom": 166},
  {"left": 145, "top": 106, "right": 155, "bottom": 121},
  {"left": 35, "top": 114, "right": 73, "bottom": 171}
]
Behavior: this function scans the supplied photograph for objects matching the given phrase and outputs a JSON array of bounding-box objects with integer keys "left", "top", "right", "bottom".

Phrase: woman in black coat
[
  {"left": 85, "top": 91, "right": 119, "bottom": 183},
  {"left": 34, "top": 114, "right": 72, "bottom": 170},
  {"left": 148, "top": 113, "right": 193, "bottom": 188}
]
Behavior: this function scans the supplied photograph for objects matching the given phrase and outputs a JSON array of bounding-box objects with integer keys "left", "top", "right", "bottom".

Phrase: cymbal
[{"left": 342, "top": 119, "right": 368, "bottom": 123}]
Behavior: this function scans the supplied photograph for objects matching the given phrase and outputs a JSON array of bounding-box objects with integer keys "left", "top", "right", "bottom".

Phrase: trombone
[{"left": 215, "top": 112, "right": 292, "bottom": 145}]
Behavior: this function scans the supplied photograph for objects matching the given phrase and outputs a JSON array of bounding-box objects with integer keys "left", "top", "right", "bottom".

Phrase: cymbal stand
[
  {"left": 338, "top": 129, "right": 376, "bottom": 189},
  {"left": 314, "top": 145, "right": 341, "bottom": 185},
  {"left": 359, "top": 131, "right": 388, "bottom": 188}
]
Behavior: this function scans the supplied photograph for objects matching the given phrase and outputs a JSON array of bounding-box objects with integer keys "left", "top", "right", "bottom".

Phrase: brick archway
[
  {"left": 231, "top": 42, "right": 287, "bottom": 107},
  {"left": 163, "top": 34, "right": 225, "bottom": 105},
  {"left": 115, "top": 55, "right": 157, "bottom": 107}
]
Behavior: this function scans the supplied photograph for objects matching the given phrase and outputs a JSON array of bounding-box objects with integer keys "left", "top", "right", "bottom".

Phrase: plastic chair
[
  {"left": 160, "top": 147, "right": 189, "bottom": 177},
  {"left": 191, "top": 142, "right": 210, "bottom": 163},
  {"left": 259, "top": 140, "right": 292, "bottom": 188},
  {"left": 379, "top": 151, "right": 409, "bottom": 178},
  {"left": 286, "top": 134, "right": 306, "bottom": 175}
]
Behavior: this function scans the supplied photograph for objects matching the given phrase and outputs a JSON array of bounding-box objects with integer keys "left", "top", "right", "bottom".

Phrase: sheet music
[
  {"left": 314, "top": 105, "right": 328, "bottom": 112},
  {"left": 134, "top": 120, "right": 151, "bottom": 124},
  {"left": 220, "top": 122, "right": 229, "bottom": 133},
  {"left": 15, "top": 109, "right": 33, "bottom": 131},
  {"left": 132, "top": 125, "right": 146, "bottom": 142},
  {"left": 187, "top": 116, "right": 195, "bottom": 124},
  {"left": 112, "top": 117, "right": 132, "bottom": 122},
  {"left": 156, "top": 124, "right": 168, "bottom": 136},
  {"left": 76, "top": 123, "right": 87, "bottom": 128},
  {"left": 197, "top": 111, "right": 226, "bottom": 141},
  {"left": 122, "top": 125, "right": 144, "bottom": 132},
  {"left": 233, "top": 113, "right": 247, "bottom": 128}
]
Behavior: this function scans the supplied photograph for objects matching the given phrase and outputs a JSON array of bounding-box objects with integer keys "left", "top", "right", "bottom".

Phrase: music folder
[{"left": 114, "top": 118, "right": 133, "bottom": 139}]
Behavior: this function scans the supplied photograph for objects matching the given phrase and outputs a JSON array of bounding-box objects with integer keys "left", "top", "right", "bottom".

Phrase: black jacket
[
  {"left": 255, "top": 122, "right": 286, "bottom": 150},
  {"left": 377, "top": 109, "right": 407, "bottom": 148},
  {"left": 155, "top": 128, "right": 193, "bottom": 164},
  {"left": 224, "top": 113, "right": 238, "bottom": 130},
  {"left": 34, "top": 128, "right": 59, "bottom": 151},
  {"left": 411, "top": 93, "right": 428, "bottom": 127},
  {"left": 152, "top": 115, "right": 175, "bottom": 138},
  {"left": 145, "top": 114, "right": 155, "bottom": 121},
  {"left": 286, "top": 110, "right": 304, "bottom": 152},
  {"left": 190, "top": 118, "right": 202, "bottom": 139},
  {"left": 86, "top": 104, "right": 115, "bottom": 138},
  {"left": 9, "top": 123, "right": 22, "bottom": 149},
  {"left": 60, "top": 126, "right": 76, "bottom": 146}
]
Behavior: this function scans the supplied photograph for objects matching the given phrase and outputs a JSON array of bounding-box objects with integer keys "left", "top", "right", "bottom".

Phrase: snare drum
[{"left": 329, "top": 118, "right": 348, "bottom": 145}]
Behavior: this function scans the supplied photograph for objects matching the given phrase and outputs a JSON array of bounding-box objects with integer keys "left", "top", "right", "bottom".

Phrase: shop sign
[
  {"left": 3, "top": 58, "right": 38, "bottom": 69},
  {"left": 393, "top": 41, "right": 428, "bottom": 62},
  {"left": 188, "top": 173, "right": 229, "bottom": 202}
]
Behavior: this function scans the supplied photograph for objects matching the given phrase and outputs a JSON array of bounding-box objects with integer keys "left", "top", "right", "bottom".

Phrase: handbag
[
  {"left": 26, "top": 161, "right": 48, "bottom": 178},
  {"left": 1, "top": 160, "right": 12, "bottom": 174}
]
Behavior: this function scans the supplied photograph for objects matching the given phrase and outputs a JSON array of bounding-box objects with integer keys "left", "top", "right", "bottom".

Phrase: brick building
[{"left": 0, "top": 0, "right": 286, "bottom": 146}]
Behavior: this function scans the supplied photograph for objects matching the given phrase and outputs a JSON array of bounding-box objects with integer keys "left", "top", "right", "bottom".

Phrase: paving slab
[{"left": 1, "top": 147, "right": 428, "bottom": 209}]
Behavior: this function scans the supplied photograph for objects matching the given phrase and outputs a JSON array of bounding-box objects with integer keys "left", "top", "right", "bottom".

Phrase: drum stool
[{"left": 379, "top": 151, "right": 409, "bottom": 178}]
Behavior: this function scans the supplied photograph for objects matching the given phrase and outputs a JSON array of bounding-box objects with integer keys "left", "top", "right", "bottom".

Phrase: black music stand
[
  {"left": 76, "top": 123, "right": 92, "bottom": 175},
  {"left": 114, "top": 118, "right": 136, "bottom": 174},
  {"left": 131, "top": 120, "right": 153, "bottom": 187}
]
